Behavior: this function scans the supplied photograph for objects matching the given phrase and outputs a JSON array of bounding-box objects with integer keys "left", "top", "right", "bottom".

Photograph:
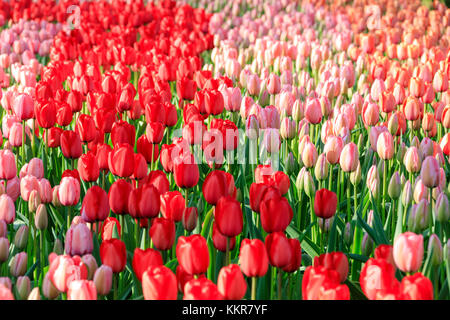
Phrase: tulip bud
[
  {"left": 388, "top": 171, "right": 402, "bottom": 199},
  {"left": 397, "top": 142, "right": 407, "bottom": 163},
  {"left": 292, "top": 100, "right": 304, "bottom": 122},
  {"left": 350, "top": 163, "right": 361, "bottom": 186},
  {"left": 14, "top": 225, "right": 28, "bottom": 250},
  {"left": 35, "top": 204, "right": 48, "bottom": 230},
  {"left": 245, "top": 115, "right": 259, "bottom": 140},
  {"left": 93, "top": 265, "right": 112, "bottom": 296},
  {"left": 27, "top": 287, "right": 41, "bottom": 300},
  {"left": 82, "top": 254, "right": 98, "bottom": 280},
  {"left": 9, "top": 252, "right": 27, "bottom": 277},
  {"left": 43, "top": 272, "right": 59, "bottom": 300},
  {"left": 0, "top": 237, "right": 9, "bottom": 263},
  {"left": 435, "top": 193, "right": 450, "bottom": 223},
  {"left": 361, "top": 233, "right": 374, "bottom": 256},
  {"left": 15, "top": 276, "right": 30, "bottom": 300},
  {"left": 344, "top": 223, "right": 353, "bottom": 246},
  {"left": 285, "top": 152, "right": 297, "bottom": 175},
  {"left": 314, "top": 153, "right": 329, "bottom": 181},
  {"left": 52, "top": 186, "right": 61, "bottom": 207},
  {"left": 182, "top": 207, "right": 198, "bottom": 232},
  {"left": 420, "top": 156, "right": 440, "bottom": 188},
  {"left": 53, "top": 239, "right": 64, "bottom": 255},
  {"left": 408, "top": 199, "right": 430, "bottom": 233},
  {"left": 427, "top": 234, "right": 443, "bottom": 267},
  {"left": 357, "top": 133, "right": 364, "bottom": 155},
  {"left": 295, "top": 168, "right": 306, "bottom": 193},
  {"left": 401, "top": 181, "right": 413, "bottom": 206},
  {"left": 388, "top": 113, "right": 399, "bottom": 135},
  {"left": 28, "top": 189, "right": 41, "bottom": 213},
  {"left": 303, "top": 171, "right": 316, "bottom": 198}
]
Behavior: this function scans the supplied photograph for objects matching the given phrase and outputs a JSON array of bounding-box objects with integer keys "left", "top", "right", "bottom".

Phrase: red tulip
[
  {"left": 265, "top": 232, "right": 292, "bottom": 268},
  {"left": 313, "top": 252, "right": 349, "bottom": 283},
  {"left": 204, "top": 89, "right": 224, "bottom": 115},
  {"left": 177, "top": 77, "right": 196, "bottom": 101},
  {"left": 260, "top": 196, "right": 293, "bottom": 233},
  {"left": 142, "top": 266, "right": 177, "bottom": 300},
  {"left": 249, "top": 183, "right": 281, "bottom": 213},
  {"left": 239, "top": 238, "right": 269, "bottom": 278},
  {"left": 36, "top": 101, "right": 56, "bottom": 129},
  {"left": 302, "top": 265, "right": 350, "bottom": 300},
  {"left": 183, "top": 278, "right": 223, "bottom": 300},
  {"left": 111, "top": 120, "right": 135, "bottom": 147},
  {"left": 60, "top": 130, "right": 82, "bottom": 159},
  {"left": 108, "top": 179, "right": 132, "bottom": 215},
  {"left": 173, "top": 153, "right": 199, "bottom": 189},
  {"left": 75, "top": 114, "right": 97, "bottom": 143},
  {"left": 182, "top": 207, "right": 198, "bottom": 232},
  {"left": 314, "top": 188, "right": 338, "bottom": 219},
  {"left": 146, "top": 170, "right": 170, "bottom": 195},
  {"left": 132, "top": 248, "right": 163, "bottom": 282},
  {"left": 146, "top": 122, "right": 165, "bottom": 144},
  {"left": 374, "top": 244, "right": 395, "bottom": 268},
  {"left": 214, "top": 196, "right": 243, "bottom": 237},
  {"left": 217, "top": 264, "right": 247, "bottom": 300},
  {"left": 108, "top": 143, "right": 135, "bottom": 178},
  {"left": 400, "top": 272, "right": 433, "bottom": 300},
  {"left": 100, "top": 239, "right": 127, "bottom": 273},
  {"left": 77, "top": 152, "right": 100, "bottom": 182},
  {"left": 160, "top": 191, "right": 185, "bottom": 222},
  {"left": 202, "top": 170, "right": 237, "bottom": 206},
  {"left": 132, "top": 153, "right": 147, "bottom": 180},
  {"left": 128, "top": 183, "right": 160, "bottom": 219},
  {"left": 81, "top": 186, "right": 110, "bottom": 223},
  {"left": 149, "top": 218, "right": 176, "bottom": 251},
  {"left": 176, "top": 235, "right": 209, "bottom": 275},
  {"left": 360, "top": 258, "right": 400, "bottom": 300},
  {"left": 95, "top": 143, "right": 112, "bottom": 172}
]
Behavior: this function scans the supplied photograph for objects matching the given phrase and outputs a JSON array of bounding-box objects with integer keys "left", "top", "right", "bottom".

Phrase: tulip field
[{"left": 0, "top": 0, "right": 449, "bottom": 301}]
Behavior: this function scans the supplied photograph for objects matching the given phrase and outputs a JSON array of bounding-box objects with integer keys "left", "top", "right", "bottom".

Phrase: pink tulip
[
  {"left": 65, "top": 223, "right": 93, "bottom": 257},
  {"left": 0, "top": 194, "right": 15, "bottom": 224},
  {"left": 20, "top": 174, "right": 40, "bottom": 201},
  {"left": 27, "top": 158, "right": 44, "bottom": 179},
  {"left": 420, "top": 156, "right": 440, "bottom": 188},
  {"left": 339, "top": 142, "right": 359, "bottom": 172},
  {"left": 393, "top": 232, "right": 424, "bottom": 273},
  {"left": 58, "top": 177, "right": 81, "bottom": 206},
  {"left": 0, "top": 149, "right": 17, "bottom": 180},
  {"left": 376, "top": 131, "right": 394, "bottom": 160},
  {"left": 67, "top": 280, "right": 97, "bottom": 300}
]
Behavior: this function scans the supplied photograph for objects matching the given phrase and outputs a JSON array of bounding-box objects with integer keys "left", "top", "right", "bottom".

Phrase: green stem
[
  {"left": 251, "top": 277, "right": 257, "bottom": 300},
  {"left": 278, "top": 268, "right": 283, "bottom": 300}
]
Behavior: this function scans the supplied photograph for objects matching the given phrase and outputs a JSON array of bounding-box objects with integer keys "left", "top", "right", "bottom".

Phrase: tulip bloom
[
  {"left": 81, "top": 186, "right": 110, "bottom": 223},
  {"left": 100, "top": 239, "right": 127, "bottom": 273},
  {"left": 400, "top": 273, "right": 433, "bottom": 300},
  {"left": 108, "top": 179, "right": 132, "bottom": 215},
  {"left": 47, "top": 254, "right": 88, "bottom": 293},
  {"left": 149, "top": 218, "right": 176, "bottom": 251},
  {"left": 183, "top": 278, "right": 223, "bottom": 300},
  {"left": 176, "top": 235, "right": 209, "bottom": 275},
  {"left": 360, "top": 258, "right": 400, "bottom": 300},
  {"left": 58, "top": 176, "right": 80, "bottom": 206},
  {"left": 217, "top": 264, "right": 247, "bottom": 300},
  {"left": 128, "top": 184, "right": 160, "bottom": 219},
  {"left": 302, "top": 265, "right": 350, "bottom": 300},
  {"left": 282, "top": 239, "right": 302, "bottom": 273},
  {"left": 108, "top": 143, "right": 135, "bottom": 178},
  {"left": 239, "top": 238, "right": 268, "bottom": 278},
  {"left": 313, "top": 252, "right": 348, "bottom": 283},
  {"left": 0, "top": 150, "right": 17, "bottom": 180},
  {"left": 265, "top": 232, "right": 292, "bottom": 268},
  {"left": 260, "top": 196, "right": 293, "bottom": 233},
  {"left": 67, "top": 280, "right": 97, "bottom": 300},
  {"left": 393, "top": 232, "right": 424, "bottom": 273},
  {"left": 60, "top": 130, "right": 82, "bottom": 159},
  {"left": 65, "top": 223, "right": 93, "bottom": 257},
  {"left": 142, "top": 266, "right": 177, "bottom": 300},
  {"left": 160, "top": 191, "right": 185, "bottom": 222},
  {"left": 0, "top": 194, "right": 15, "bottom": 224},
  {"left": 173, "top": 153, "right": 199, "bottom": 189},
  {"left": 77, "top": 152, "right": 100, "bottom": 182},
  {"left": 132, "top": 248, "right": 163, "bottom": 282},
  {"left": 202, "top": 170, "right": 236, "bottom": 206},
  {"left": 339, "top": 142, "right": 359, "bottom": 172},
  {"left": 314, "top": 188, "right": 337, "bottom": 219},
  {"left": 214, "top": 196, "right": 243, "bottom": 237}
]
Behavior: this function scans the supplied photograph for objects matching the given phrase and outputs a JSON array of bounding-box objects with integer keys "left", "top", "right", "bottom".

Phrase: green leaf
[{"left": 345, "top": 280, "right": 367, "bottom": 300}]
